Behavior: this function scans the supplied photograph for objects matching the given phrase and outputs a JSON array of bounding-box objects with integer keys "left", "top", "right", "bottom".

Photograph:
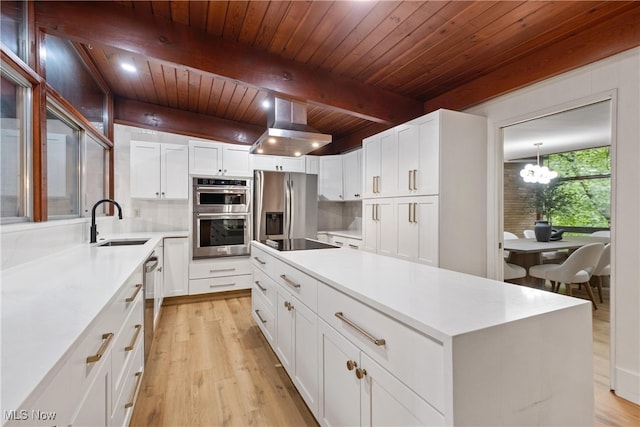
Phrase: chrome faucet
[{"left": 90, "top": 199, "right": 123, "bottom": 243}]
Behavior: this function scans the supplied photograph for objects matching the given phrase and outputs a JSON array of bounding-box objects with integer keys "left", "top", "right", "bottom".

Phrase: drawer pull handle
[
  {"left": 280, "top": 274, "right": 301, "bottom": 289},
  {"left": 210, "top": 268, "right": 236, "bottom": 273},
  {"left": 255, "top": 309, "right": 267, "bottom": 324},
  {"left": 334, "top": 240, "right": 344, "bottom": 246},
  {"left": 124, "top": 371, "right": 144, "bottom": 409},
  {"left": 335, "top": 312, "right": 386, "bottom": 346},
  {"left": 126, "top": 284, "right": 142, "bottom": 303},
  {"left": 210, "top": 283, "right": 235, "bottom": 288},
  {"left": 125, "top": 324, "right": 142, "bottom": 352},
  {"left": 346, "top": 360, "right": 357, "bottom": 371},
  {"left": 86, "top": 332, "right": 115, "bottom": 364},
  {"left": 255, "top": 280, "right": 267, "bottom": 292},
  {"left": 348, "top": 244, "right": 358, "bottom": 249},
  {"left": 284, "top": 300, "right": 294, "bottom": 311},
  {"left": 254, "top": 257, "right": 266, "bottom": 265}
]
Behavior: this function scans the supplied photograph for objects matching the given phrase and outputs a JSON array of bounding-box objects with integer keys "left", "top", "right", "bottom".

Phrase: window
[
  {"left": 1, "top": 66, "right": 31, "bottom": 223},
  {"left": 84, "top": 134, "right": 109, "bottom": 216},
  {"left": 0, "top": 1, "right": 28, "bottom": 62},
  {"left": 546, "top": 147, "right": 611, "bottom": 229},
  {"left": 46, "top": 107, "right": 80, "bottom": 218}
]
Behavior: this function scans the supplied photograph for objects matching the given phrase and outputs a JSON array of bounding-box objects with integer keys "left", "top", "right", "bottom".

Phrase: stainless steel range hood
[{"left": 250, "top": 96, "right": 332, "bottom": 157}]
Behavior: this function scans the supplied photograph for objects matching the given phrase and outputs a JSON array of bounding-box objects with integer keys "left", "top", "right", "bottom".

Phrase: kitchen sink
[{"left": 97, "top": 239, "right": 149, "bottom": 247}]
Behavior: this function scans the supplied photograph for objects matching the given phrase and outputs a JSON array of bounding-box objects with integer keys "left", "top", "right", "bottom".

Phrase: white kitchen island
[{"left": 250, "top": 240, "right": 594, "bottom": 426}]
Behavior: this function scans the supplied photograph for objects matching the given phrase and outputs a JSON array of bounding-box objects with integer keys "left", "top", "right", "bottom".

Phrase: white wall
[{"left": 466, "top": 47, "right": 640, "bottom": 404}]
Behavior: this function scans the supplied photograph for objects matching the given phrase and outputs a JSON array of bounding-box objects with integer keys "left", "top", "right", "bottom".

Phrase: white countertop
[
  {"left": 252, "top": 241, "right": 589, "bottom": 342},
  {"left": 1, "top": 231, "right": 187, "bottom": 416}
]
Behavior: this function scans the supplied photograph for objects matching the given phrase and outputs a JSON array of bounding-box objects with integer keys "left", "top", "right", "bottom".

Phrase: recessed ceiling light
[
  {"left": 312, "top": 142, "right": 319, "bottom": 148},
  {"left": 121, "top": 63, "right": 137, "bottom": 73},
  {"left": 294, "top": 151, "right": 301, "bottom": 157},
  {"left": 262, "top": 99, "right": 271, "bottom": 109},
  {"left": 257, "top": 148, "right": 264, "bottom": 154},
  {"left": 268, "top": 137, "right": 277, "bottom": 144}
]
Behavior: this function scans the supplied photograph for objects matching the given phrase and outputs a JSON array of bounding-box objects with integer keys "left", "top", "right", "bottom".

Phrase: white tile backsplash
[{"left": 317, "top": 201, "right": 362, "bottom": 233}]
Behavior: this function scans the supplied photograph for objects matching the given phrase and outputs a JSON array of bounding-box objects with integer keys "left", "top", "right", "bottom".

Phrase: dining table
[{"left": 504, "top": 235, "right": 610, "bottom": 271}]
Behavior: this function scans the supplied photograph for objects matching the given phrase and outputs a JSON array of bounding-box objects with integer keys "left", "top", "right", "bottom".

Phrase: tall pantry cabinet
[{"left": 362, "top": 109, "right": 487, "bottom": 277}]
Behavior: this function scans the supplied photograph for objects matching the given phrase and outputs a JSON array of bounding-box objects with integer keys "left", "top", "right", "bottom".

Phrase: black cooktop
[{"left": 261, "top": 238, "right": 339, "bottom": 251}]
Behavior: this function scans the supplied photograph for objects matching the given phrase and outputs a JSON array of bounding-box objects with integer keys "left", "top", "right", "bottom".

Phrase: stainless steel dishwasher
[{"left": 143, "top": 253, "right": 159, "bottom": 362}]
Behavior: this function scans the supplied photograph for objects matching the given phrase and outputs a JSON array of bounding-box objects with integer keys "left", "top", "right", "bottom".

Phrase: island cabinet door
[
  {"left": 275, "top": 290, "right": 295, "bottom": 372},
  {"left": 291, "top": 297, "right": 319, "bottom": 416},
  {"left": 318, "top": 320, "right": 361, "bottom": 427},
  {"left": 69, "top": 352, "right": 111, "bottom": 427},
  {"left": 360, "top": 353, "right": 445, "bottom": 427}
]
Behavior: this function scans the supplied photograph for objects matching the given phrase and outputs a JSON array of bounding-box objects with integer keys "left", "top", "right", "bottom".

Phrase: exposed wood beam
[
  {"left": 424, "top": 4, "right": 640, "bottom": 112},
  {"left": 35, "top": 1, "right": 423, "bottom": 125},
  {"left": 114, "top": 98, "right": 264, "bottom": 145}
]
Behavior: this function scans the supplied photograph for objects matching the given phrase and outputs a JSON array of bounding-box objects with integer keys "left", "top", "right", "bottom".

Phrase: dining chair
[
  {"left": 590, "top": 243, "right": 611, "bottom": 303},
  {"left": 503, "top": 231, "right": 518, "bottom": 259},
  {"left": 523, "top": 229, "right": 567, "bottom": 263},
  {"left": 504, "top": 259, "right": 526, "bottom": 284},
  {"left": 528, "top": 243, "right": 605, "bottom": 309}
]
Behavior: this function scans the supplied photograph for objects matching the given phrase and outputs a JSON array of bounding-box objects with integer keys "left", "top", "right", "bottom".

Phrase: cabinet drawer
[
  {"left": 189, "top": 257, "right": 251, "bottom": 279},
  {"left": 111, "top": 295, "right": 143, "bottom": 404},
  {"left": 250, "top": 246, "right": 273, "bottom": 276},
  {"left": 251, "top": 289, "right": 275, "bottom": 346},
  {"left": 318, "top": 284, "right": 445, "bottom": 411},
  {"left": 189, "top": 274, "right": 252, "bottom": 295},
  {"left": 330, "top": 236, "right": 362, "bottom": 250},
  {"left": 111, "top": 341, "right": 144, "bottom": 427},
  {"left": 272, "top": 259, "right": 318, "bottom": 311},
  {"left": 252, "top": 267, "right": 276, "bottom": 310}
]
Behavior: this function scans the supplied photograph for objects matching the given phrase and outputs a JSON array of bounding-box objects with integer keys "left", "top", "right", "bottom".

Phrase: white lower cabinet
[
  {"left": 362, "top": 199, "right": 396, "bottom": 256},
  {"left": 6, "top": 267, "right": 146, "bottom": 427},
  {"left": 318, "top": 321, "right": 443, "bottom": 427},
  {"left": 163, "top": 237, "right": 189, "bottom": 297},
  {"left": 189, "top": 257, "right": 252, "bottom": 295},
  {"left": 395, "top": 196, "right": 439, "bottom": 265}
]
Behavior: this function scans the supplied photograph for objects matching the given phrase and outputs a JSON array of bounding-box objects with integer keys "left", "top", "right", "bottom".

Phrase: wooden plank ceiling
[{"left": 35, "top": 1, "right": 640, "bottom": 152}]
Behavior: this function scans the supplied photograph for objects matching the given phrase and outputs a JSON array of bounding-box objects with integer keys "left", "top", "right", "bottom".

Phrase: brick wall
[{"left": 504, "top": 163, "right": 538, "bottom": 237}]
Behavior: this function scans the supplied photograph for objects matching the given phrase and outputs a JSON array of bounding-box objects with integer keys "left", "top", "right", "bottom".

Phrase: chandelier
[{"left": 519, "top": 142, "right": 558, "bottom": 184}]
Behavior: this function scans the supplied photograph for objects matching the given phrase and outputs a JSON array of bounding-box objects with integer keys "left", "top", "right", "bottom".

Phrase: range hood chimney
[{"left": 250, "top": 96, "right": 332, "bottom": 157}]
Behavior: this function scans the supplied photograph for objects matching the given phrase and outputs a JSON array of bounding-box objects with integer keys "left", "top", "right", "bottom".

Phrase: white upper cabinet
[
  {"left": 363, "top": 129, "right": 397, "bottom": 198},
  {"left": 188, "top": 141, "right": 251, "bottom": 177},
  {"left": 130, "top": 141, "right": 188, "bottom": 199},
  {"left": 305, "top": 156, "right": 319, "bottom": 175},
  {"left": 318, "top": 155, "right": 344, "bottom": 201},
  {"left": 251, "top": 154, "right": 306, "bottom": 173},
  {"left": 342, "top": 149, "right": 362, "bottom": 201}
]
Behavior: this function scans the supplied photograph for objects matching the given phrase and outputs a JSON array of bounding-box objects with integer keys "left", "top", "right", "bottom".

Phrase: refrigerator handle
[
  {"left": 284, "top": 177, "right": 291, "bottom": 240},
  {"left": 255, "top": 170, "right": 263, "bottom": 241},
  {"left": 288, "top": 178, "right": 295, "bottom": 238}
]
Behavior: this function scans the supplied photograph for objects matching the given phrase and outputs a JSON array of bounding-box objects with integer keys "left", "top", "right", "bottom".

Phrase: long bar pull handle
[
  {"left": 255, "top": 309, "right": 267, "bottom": 324},
  {"left": 408, "top": 203, "right": 412, "bottom": 223},
  {"left": 376, "top": 204, "right": 380, "bottom": 221},
  {"left": 87, "top": 332, "right": 115, "bottom": 364},
  {"left": 335, "top": 312, "right": 386, "bottom": 346},
  {"left": 408, "top": 170, "right": 412, "bottom": 190},
  {"left": 209, "top": 268, "right": 236, "bottom": 273},
  {"left": 280, "top": 274, "right": 301, "bottom": 289},
  {"left": 371, "top": 204, "right": 376, "bottom": 221},
  {"left": 255, "top": 280, "right": 267, "bottom": 292},
  {"left": 413, "top": 203, "right": 417, "bottom": 224},
  {"left": 124, "top": 371, "right": 144, "bottom": 409},
  {"left": 125, "top": 324, "right": 142, "bottom": 352},
  {"left": 126, "top": 284, "right": 142, "bottom": 303},
  {"left": 413, "top": 169, "right": 418, "bottom": 190},
  {"left": 254, "top": 256, "right": 266, "bottom": 265},
  {"left": 348, "top": 244, "right": 359, "bottom": 249}
]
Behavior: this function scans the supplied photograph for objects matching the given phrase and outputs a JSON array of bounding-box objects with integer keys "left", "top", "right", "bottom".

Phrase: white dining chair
[
  {"left": 590, "top": 243, "right": 611, "bottom": 303},
  {"left": 591, "top": 230, "right": 610, "bottom": 237},
  {"left": 503, "top": 231, "right": 518, "bottom": 259},
  {"left": 529, "top": 243, "right": 604, "bottom": 309},
  {"left": 523, "top": 229, "right": 567, "bottom": 263},
  {"left": 504, "top": 259, "right": 526, "bottom": 284}
]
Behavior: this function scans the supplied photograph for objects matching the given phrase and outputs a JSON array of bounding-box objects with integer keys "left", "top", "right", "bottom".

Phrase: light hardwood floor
[{"left": 131, "top": 291, "right": 639, "bottom": 426}]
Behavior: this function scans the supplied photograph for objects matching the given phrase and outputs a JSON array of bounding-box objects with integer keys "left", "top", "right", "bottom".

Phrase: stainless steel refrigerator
[{"left": 254, "top": 170, "right": 318, "bottom": 241}]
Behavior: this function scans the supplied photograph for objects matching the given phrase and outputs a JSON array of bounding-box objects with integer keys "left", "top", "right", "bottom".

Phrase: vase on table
[{"left": 534, "top": 220, "right": 552, "bottom": 242}]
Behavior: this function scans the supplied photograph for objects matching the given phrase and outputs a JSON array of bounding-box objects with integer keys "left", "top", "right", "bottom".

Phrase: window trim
[{"left": 1, "top": 60, "right": 33, "bottom": 224}]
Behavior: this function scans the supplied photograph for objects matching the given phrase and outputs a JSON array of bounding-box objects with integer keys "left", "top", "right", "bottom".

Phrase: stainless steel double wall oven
[{"left": 192, "top": 177, "right": 251, "bottom": 259}]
